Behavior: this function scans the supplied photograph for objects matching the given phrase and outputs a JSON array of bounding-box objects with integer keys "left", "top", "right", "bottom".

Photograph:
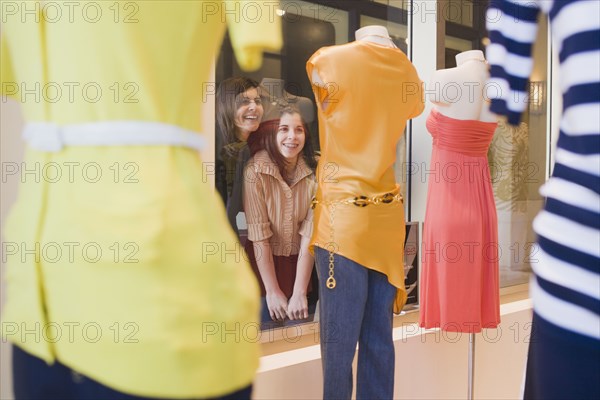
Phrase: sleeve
[
  {"left": 226, "top": 1, "right": 283, "bottom": 71},
  {"left": 306, "top": 49, "right": 328, "bottom": 102},
  {"left": 1, "top": 32, "right": 17, "bottom": 98},
  {"left": 306, "top": 47, "right": 339, "bottom": 116},
  {"left": 242, "top": 161, "right": 273, "bottom": 242},
  {"left": 298, "top": 208, "right": 314, "bottom": 238},
  {"left": 298, "top": 177, "right": 316, "bottom": 238},
  {"left": 486, "top": 0, "right": 542, "bottom": 125}
]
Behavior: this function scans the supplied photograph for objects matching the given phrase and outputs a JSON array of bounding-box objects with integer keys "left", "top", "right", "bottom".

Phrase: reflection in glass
[
  {"left": 489, "top": 18, "right": 549, "bottom": 287},
  {"left": 442, "top": 0, "right": 550, "bottom": 288},
  {"left": 215, "top": 78, "right": 265, "bottom": 234}
]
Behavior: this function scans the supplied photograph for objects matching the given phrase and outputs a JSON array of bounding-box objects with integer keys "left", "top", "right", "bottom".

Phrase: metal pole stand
[{"left": 468, "top": 333, "right": 475, "bottom": 400}]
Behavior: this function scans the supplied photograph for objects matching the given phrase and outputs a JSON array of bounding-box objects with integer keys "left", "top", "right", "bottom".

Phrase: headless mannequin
[
  {"left": 429, "top": 50, "right": 497, "bottom": 122},
  {"left": 428, "top": 49, "right": 497, "bottom": 400},
  {"left": 261, "top": 77, "right": 315, "bottom": 123},
  {"left": 355, "top": 25, "right": 396, "bottom": 47},
  {"left": 310, "top": 25, "right": 395, "bottom": 109}
]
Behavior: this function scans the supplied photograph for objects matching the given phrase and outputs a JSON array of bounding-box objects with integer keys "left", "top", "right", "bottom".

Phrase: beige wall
[{"left": 254, "top": 298, "right": 532, "bottom": 399}]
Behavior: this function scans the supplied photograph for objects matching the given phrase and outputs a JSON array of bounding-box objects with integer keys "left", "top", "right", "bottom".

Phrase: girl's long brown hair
[{"left": 252, "top": 108, "right": 317, "bottom": 179}]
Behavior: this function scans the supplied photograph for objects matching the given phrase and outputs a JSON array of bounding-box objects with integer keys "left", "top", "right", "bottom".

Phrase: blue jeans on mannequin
[{"left": 314, "top": 246, "right": 397, "bottom": 400}]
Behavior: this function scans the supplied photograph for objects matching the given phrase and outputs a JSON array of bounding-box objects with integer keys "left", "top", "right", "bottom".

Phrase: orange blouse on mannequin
[{"left": 306, "top": 41, "right": 424, "bottom": 312}]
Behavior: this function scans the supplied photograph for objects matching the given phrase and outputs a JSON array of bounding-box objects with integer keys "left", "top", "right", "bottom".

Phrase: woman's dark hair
[
  {"left": 216, "top": 77, "right": 261, "bottom": 146},
  {"left": 256, "top": 107, "right": 317, "bottom": 178}
]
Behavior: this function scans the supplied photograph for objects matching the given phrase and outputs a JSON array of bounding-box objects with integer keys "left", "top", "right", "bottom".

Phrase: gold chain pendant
[
  {"left": 327, "top": 204, "right": 336, "bottom": 289},
  {"left": 327, "top": 251, "right": 336, "bottom": 289}
]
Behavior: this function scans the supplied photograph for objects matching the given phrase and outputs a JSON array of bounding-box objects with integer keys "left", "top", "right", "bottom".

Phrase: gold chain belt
[{"left": 311, "top": 191, "right": 403, "bottom": 289}]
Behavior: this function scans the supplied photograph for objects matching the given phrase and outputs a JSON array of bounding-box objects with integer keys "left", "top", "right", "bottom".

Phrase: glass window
[
  {"left": 214, "top": 0, "right": 416, "bottom": 328},
  {"left": 439, "top": 1, "right": 552, "bottom": 288},
  {"left": 445, "top": 0, "right": 474, "bottom": 27},
  {"left": 490, "top": 16, "right": 550, "bottom": 287}
]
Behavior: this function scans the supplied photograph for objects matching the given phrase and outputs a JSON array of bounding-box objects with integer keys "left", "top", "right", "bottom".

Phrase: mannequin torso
[
  {"left": 354, "top": 25, "right": 396, "bottom": 48},
  {"left": 261, "top": 77, "right": 315, "bottom": 123},
  {"left": 429, "top": 50, "right": 497, "bottom": 122},
  {"left": 310, "top": 25, "right": 395, "bottom": 109}
]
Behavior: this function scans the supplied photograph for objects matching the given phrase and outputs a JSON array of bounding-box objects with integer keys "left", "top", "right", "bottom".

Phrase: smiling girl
[{"left": 242, "top": 108, "right": 318, "bottom": 325}]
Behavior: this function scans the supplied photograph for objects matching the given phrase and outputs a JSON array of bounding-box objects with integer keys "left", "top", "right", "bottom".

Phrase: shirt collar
[{"left": 250, "top": 150, "right": 313, "bottom": 186}]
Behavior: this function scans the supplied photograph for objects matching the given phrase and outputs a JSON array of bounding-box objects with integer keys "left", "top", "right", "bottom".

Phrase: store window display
[
  {"left": 0, "top": 1, "right": 281, "bottom": 399},
  {"left": 419, "top": 50, "right": 501, "bottom": 334},
  {"left": 307, "top": 25, "right": 424, "bottom": 400}
]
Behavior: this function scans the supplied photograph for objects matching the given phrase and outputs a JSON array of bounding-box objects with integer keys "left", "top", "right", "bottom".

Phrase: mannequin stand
[{"left": 468, "top": 333, "right": 475, "bottom": 400}]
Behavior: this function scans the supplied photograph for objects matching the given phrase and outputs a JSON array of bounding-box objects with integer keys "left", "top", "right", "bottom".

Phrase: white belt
[{"left": 23, "top": 121, "right": 206, "bottom": 152}]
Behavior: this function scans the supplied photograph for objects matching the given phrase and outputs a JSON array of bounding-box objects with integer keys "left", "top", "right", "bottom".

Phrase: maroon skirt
[{"left": 244, "top": 240, "right": 312, "bottom": 298}]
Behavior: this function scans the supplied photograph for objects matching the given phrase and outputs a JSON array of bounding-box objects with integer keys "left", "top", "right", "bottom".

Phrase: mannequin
[
  {"left": 311, "top": 25, "right": 395, "bottom": 108},
  {"left": 1, "top": 2, "right": 281, "bottom": 399},
  {"left": 260, "top": 77, "right": 315, "bottom": 123},
  {"left": 355, "top": 25, "right": 395, "bottom": 47},
  {"left": 420, "top": 49, "right": 500, "bottom": 400},
  {"left": 429, "top": 50, "right": 496, "bottom": 122},
  {"left": 306, "top": 24, "right": 424, "bottom": 400}
]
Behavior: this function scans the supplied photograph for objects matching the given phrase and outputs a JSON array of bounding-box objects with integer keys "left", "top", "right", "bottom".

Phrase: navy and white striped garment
[{"left": 487, "top": 0, "right": 599, "bottom": 398}]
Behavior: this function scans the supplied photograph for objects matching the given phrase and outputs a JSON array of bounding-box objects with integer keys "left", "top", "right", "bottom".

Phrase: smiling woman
[
  {"left": 232, "top": 88, "right": 263, "bottom": 142},
  {"left": 216, "top": 77, "right": 265, "bottom": 234}
]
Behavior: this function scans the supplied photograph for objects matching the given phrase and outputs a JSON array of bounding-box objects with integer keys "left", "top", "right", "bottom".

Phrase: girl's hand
[
  {"left": 287, "top": 292, "right": 308, "bottom": 320},
  {"left": 266, "top": 289, "right": 288, "bottom": 321}
]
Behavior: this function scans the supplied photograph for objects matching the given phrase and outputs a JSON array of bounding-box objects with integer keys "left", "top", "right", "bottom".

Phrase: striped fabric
[
  {"left": 486, "top": 0, "right": 600, "bottom": 341},
  {"left": 242, "top": 150, "right": 316, "bottom": 256}
]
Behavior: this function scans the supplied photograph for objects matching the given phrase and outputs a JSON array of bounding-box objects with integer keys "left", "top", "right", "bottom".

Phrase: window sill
[{"left": 258, "top": 283, "right": 531, "bottom": 367}]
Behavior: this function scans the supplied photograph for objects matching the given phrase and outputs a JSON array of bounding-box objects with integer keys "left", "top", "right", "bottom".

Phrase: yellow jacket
[{"left": 1, "top": 1, "right": 281, "bottom": 397}]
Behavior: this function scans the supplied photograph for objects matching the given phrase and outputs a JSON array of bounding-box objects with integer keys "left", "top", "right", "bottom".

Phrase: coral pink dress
[{"left": 419, "top": 109, "right": 500, "bottom": 333}]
